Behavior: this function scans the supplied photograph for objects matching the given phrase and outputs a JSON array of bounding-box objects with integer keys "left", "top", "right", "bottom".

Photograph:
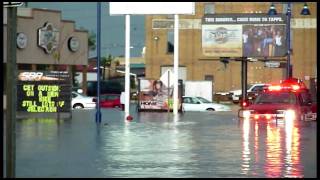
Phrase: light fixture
[
  {"left": 301, "top": 3, "right": 311, "bottom": 15},
  {"left": 268, "top": 3, "right": 277, "bottom": 15},
  {"left": 153, "top": 36, "right": 159, "bottom": 41},
  {"left": 286, "top": 4, "right": 291, "bottom": 15}
]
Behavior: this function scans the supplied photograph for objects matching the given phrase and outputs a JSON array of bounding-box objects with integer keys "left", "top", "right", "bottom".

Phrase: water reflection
[
  {"left": 265, "top": 121, "right": 282, "bottom": 177},
  {"left": 241, "top": 118, "right": 303, "bottom": 178},
  {"left": 98, "top": 113, "right": 194, "bottom": 177},
  {"left": 241, "top": 118, "right": 251, "bottom": 174}
]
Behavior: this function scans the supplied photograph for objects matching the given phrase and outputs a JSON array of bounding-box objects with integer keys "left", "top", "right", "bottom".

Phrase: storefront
[{"left": 3, "top": 7, "right": 89, "bottom": 94}]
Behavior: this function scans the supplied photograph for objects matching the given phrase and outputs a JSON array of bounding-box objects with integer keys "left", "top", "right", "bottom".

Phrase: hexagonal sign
[{"left": 37, "top": 22, "right": 60, "bottom": 54}]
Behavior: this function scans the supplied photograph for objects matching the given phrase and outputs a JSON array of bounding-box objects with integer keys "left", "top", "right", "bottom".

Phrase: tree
[
  {"left": 88, "top": 31, "right": 96, "bottom": 51},
  {"left": 80, "top": 27, "right": 96, "bottom": 51},
  {"left": 101, "top": 54, "right": 114, "bottom": 80}
]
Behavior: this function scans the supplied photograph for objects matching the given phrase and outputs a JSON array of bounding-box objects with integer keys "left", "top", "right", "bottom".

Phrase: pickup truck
[{"left": 229, "top": 84, "right": 269, "bottom": 103}]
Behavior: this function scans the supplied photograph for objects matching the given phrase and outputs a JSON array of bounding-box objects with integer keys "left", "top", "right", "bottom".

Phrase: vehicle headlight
[{"left": 284, "top": 109, "right": 295, "bottom": 120}]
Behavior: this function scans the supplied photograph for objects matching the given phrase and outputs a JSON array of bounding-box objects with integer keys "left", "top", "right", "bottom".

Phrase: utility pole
[
  {"left": 286, "top": 2, "right": 292, "bottom": 78},
  {"left": 241, "top": 57, "right": 248, "bottom": 106},
  {"left": 6, "top": 5, "right": 18, "bottom": 178}
]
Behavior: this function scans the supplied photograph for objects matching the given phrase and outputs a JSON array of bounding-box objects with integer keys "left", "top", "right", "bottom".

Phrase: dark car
[
  {"left": 87, "top": 80, "right": 124, "bottom": 97},
  {"left": 239, "top": 78, "right": 313, "bottom": 121}
]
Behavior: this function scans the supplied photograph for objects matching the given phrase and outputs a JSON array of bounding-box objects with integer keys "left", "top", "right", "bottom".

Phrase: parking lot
[{"left": 3, "top": 104, "right": 317, "bottom": 178}]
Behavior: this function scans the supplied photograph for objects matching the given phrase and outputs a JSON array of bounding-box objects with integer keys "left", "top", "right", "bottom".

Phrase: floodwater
[{"left": 6, "top": 106, "right": 317, "bottom": 177}]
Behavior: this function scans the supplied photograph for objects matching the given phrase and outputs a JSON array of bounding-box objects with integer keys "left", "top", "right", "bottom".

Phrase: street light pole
[
  {"left": 96, "top": 2, "right": 102, "bottom": 123},
  {"left": 286, "top": 2, "right": 292, "bottom": 78}
]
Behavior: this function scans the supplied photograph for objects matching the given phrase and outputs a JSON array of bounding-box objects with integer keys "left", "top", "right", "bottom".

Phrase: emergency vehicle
[{"left": 238, "top": 78, "right": 316, "bottom": 121}]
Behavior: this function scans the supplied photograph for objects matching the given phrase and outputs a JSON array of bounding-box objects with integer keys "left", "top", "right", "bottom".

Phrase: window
[
  {"left": 167, "top": 30, "right": 174, "bottom": 53},
  {"left": 197, "top": 97, "right": 211, "bottom": 103},
  {"left": 72, "top": 93, "right": 78, "bottom": 98},
  {"left": 255, "top": 92, "right": 296, "bottom": 104},
  {"left": 191, "top": 97, "right": 200, "bottom": 104},
  {"left": 183, "top": 97, "right": 191, "bottom": 103},
  {"left": 205, "top": 75, "right": 214, "bottom": 82},
  {"left": 204, "top": 3, "right": 215, "bottom": 14},
  {"left": 251, "top": 85, "right": 265, "bottom": 92},
  {"left": 300, "top": 92, "right": 312, "bottom": 105}
]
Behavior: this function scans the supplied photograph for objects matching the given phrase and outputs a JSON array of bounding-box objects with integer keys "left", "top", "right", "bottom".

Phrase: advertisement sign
[
  {"left": 17, "top": 71, "right": 71, "bottom": 113},
  {"left": 110, "top": 2, "right": 195, "bottom": 15},
  {"left": 202, "top": 14, "right": 287, "bottom": 57},
  {"left": 138, "top": 79, "right": 183, "bottom": 111},
  {"left": 139, "top": 79, "right": 173, "bottom": 110},
  {"left": 202, "top": 25, "right": 242, "bottom": 57}
]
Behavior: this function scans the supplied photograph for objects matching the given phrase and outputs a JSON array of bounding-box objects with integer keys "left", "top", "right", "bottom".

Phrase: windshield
[
  {"left": 247, "top": 84, "right": 254, "bottom": 90},
  {"left": 254, "top": 92, "right": 297, "bottom": 104},
  {"left": 196, "top": 97, "right": 212, "bottom": 103}
]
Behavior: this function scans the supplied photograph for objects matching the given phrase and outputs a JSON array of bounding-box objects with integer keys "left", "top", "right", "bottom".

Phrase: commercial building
[
  {"left": 144, "top": 2, "right": 316, "bottom": 94},
  {"left": 3, "top": 7, "right": 89, "bottom": 94}
]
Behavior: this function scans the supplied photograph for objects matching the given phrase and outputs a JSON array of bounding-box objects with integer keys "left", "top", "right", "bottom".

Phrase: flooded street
[{"left": 8, "top": 106, "right": 317, "bottom": 178}]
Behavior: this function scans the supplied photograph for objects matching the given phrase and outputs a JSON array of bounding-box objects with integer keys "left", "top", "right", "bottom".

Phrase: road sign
[{"left": 3, "top": 2, "right": 24, "bottom": 7}]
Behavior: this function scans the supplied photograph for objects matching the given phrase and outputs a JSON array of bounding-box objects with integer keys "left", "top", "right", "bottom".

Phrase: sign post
[
  {"left": 5, "top": 5, "right": 17, "bottom": 178},
  {"left": 125, "top": 14, "right": 131, "bottom": 118},
  {"left": 96, "top": 2, "right": 101, "bottom": 123},
  {"left": 173, "top": 14, "right": 179, "bottom": 115}
]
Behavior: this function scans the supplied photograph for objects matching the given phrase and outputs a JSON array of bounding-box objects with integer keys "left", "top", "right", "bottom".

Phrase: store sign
[
  {"left": 265, "top": 61, "right": 281, "bottom": 68},
  {"left": 17, "top": 71, "right": 71, "bottom": 113},
  {"left": 202, "top": 14, "right": 287, "bottom": 58},
  {"left": 152, "top": 19, "right": 201, "bottom": 29},
  {"left": 38, "top": 22, "right": 60, "bottom": 54}
]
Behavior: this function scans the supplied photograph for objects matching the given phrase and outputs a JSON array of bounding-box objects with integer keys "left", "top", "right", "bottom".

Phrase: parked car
[
  {"left": 71, "top": 91, "right": 96, "bottom": 109},
  {"left": 230, "top": 83, "right": 269, "bottom": 103},
  {"left": 182, "top": 96, "right": 231, "bottom": 112},
  {"left": 94, "top": 94, "right": 122, "bottom": 108}
]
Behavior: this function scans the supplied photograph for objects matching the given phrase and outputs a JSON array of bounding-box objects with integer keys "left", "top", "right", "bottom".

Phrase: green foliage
[{"left": 88, "top": 31, "right": 96, "bottom": 51}]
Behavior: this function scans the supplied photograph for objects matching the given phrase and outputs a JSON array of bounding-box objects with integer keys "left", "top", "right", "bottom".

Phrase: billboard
[
  {"left": 202, "top": 25, "right": 243, "bottom": 57},
  {"left": 17, "top": 71, "right": 71, "bottom": 113},
  {"left": 202, "top": 14, "right": 287, "bottom": 57},
  {"left": 138, "top": 79, "right": 182, "bottom": 111},
  {"left": 110, "top": 2, "right": 195, "bottom": 15}
]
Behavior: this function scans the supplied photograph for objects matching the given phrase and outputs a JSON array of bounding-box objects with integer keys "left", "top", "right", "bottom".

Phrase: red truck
[{"left": 239, "top": 78, "right": 315, "bottom": 121}]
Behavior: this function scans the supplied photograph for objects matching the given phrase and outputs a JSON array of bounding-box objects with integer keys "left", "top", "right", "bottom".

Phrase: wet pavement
[{"left": 4, "top": 104, "right": 317, "bottom": 178}]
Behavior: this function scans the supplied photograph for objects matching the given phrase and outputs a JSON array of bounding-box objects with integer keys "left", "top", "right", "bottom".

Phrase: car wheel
[
  {"left": 73, "top": 104, "right": 84, "bottom": 109},
  {"left": 206, "top": 108, "right": 215, "bottom": 111}
]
